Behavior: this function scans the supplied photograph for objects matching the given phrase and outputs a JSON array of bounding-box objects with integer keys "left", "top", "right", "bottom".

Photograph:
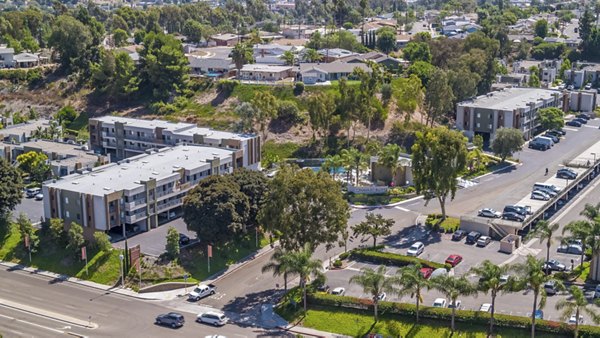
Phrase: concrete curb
[{"left": 205, "top": 241, "right": 278, "bottom": 284}]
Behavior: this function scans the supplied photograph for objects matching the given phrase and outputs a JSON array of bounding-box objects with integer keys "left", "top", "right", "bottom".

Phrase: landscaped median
[
  {"left": 277, "top": 290, "right": 600, "bottom": 338},
  {"left": 347, "top": 246, "right": 448, "bottom": 270}
]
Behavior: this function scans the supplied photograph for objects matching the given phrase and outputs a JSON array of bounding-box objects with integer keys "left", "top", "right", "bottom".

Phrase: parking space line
[{"left": 562, "top": 127, "right": 579, "bottom": 131}]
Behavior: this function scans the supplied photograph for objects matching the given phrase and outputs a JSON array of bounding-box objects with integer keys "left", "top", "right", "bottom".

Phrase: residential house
[
  {"left": 13, "top": 53, "right": 39, "bottom": 68},
  {"left": 297, "top": 62, "right": 370, "bottom": 84},
  {"left": 238, "top": 64, "right": 293, "bottom": 81},
  {"left": 0, "top": 46, "right": 14, "bottom": 68},
  {"left": 513, "top": 59, "right": 562, "bottom": 84},
  {"left": 493, "top": 73, "right": 528, "bottom": 89},
  {"left": 282, "top": 25, "right": 312, "bottom": 39},
  {"left": 0, "top": 119, "right": 55, "bottom": 144},
  {"left": 337, "top": 51, "right": 408, "bottom": 70},
  {"left": 209, "top": 33, "right": 240, "bottom": 47},
  {"left": 187, "top": 47, "right": 234, "bottom": 78},
  {"left": 317, "top": 48, "right": 357, "bottom": 62},
  {"left": 253, "top": 44, "right": 303, "bottom": 65}
]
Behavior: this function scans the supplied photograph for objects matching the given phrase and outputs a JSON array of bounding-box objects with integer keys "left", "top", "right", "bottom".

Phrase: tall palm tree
[
  {"left": 394, "top": 264, "right": 429, "bottom": 323},
  {"left": 563, "top": 220, "right": 592, "bottom": 269},
  {"left": 526, "top": 220, "right": 560, "bottom": 275},
  {"left": 580, "top": 202, "right": 600, "bottom": 221},
  {"left": 231, "top": 42, "right": 254, "bottom": 76},
  {"left": 430, "top": 275, "right": 477, "bottom": 332},
  {"left": 378, "top": 143, "right": 403, "bottom": 185},
  {"left": 556, "top": 285, "right": 600, "bottom": 338},
  {"left": 349, "top": 265, "right": 395, "bottom": 322},
  {"left": 261, "top": 247, "right": 294, "bottom": 291},
  {"left": 282, "top": 243, "right": 324, "bottom": 312},
  {"left": 322, "top": 154, "right": 344, "bottom": 180},
  {"left": 340, "top": 147, "right": 368, "bottom": 186},
  {"left": 470, "top": 260, "right": 513, "bottom": 336},
  {"left": 303, "top": 48, "right": 322, "bottom": 63},
  {"left": 512, "top": 255, "right": 563, "bottom": 338},
  {"left": 281, "top": 50, "right": 296, "bottom": 66}
]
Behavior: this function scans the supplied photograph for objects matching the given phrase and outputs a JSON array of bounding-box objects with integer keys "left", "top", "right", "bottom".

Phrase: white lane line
[
  {"left": 0, "top": 312, "right": 66, "bottom": 334},
  {"left": 562, "top": 127, "right": 579, "bottom": 131},
  {"left": 583, "top": 125, "right": 597, "bottom": 129},
  {"left": 394, "top": 206, "right": 410, "bottom": 212}
]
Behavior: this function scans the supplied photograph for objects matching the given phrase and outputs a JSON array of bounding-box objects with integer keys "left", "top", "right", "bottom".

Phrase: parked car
[
  {"left": 585, "top": 83, "right": 592, "bottom": 90},
  {"left": 155, "top": 312, "right": 185, "bottom": 328},
  {"left": 34, "top": 193, "right": 44, "bottom": 200},
  {"left": 477, "top": 236, "right": 491, "bottom": 247},
  {"left": 529, "top": 139, "right": 550, "bottom": 150},
  {"left": 378, "top": 292, "right": 386, "bottom": 301},
  {"left": 567, "top": 85, "right": 575, "bottom": 90},
  {"left": 557, "top": 168, "right": 578, "bottom": 179},
  {"left": 569, "top": 314, "right": 584, "bottom": 324},
  {"left": 466, "top": 231, "right": 482, "bottom": 244},
  {"left": 407, "top": 242, "right": 425, "bottom": 256},
  {"left": 551, "top": 128, "right": 566, "bottom": 135},
  {"left": 566, "top": 120, "right": 582, "bottom": 127},
  {"left": 188, "top": 284, "right": 217, "bottom": 301},
  {"left": 430, "top": 268, "right": 448, "bottom": 279},
  {"left": 452, "top": 229, "right": 467, "bottom": 241},
  {"left": 179, "top": 233, "right": 190, "bottom": 246},
  {"left": 197, "top": 312, "right": 228, "bottom": 326},
  {"left": 545, "top": 130, "right": 562, "bottom": 139},
  {"left": 531, "top": 190, "right": 551, "bottom": 201},
  {"left": 478, "top": 208, "right": 501, "bottom": 218},
  {"left": 420, "top": 267, "right": 434, "bottom": 279},
  {"left": 432, "top": 298, "right": 447, "bottom": 308},
  {"left": 544, "top": 259, "right": 566, "bottom": 271},
  {"left": 25, "top": 187, "right": 40, "bottom": 198},
  {"left": 448, "top": 300, "right": 462, "bottom": 309},
  {"left": 479, "top": 303, "right": 492, "bottom": 312},
  {"left": 445, "top": 254, "right": 463, "bottom": 267},
  {"left": 557, "top": 244, "right": 583, "bottom": 255},
  {"left": 317, "top": 284, "right": 330, "bottom": 293},
  {"left": 577, "top": 113, "right": 590, "bottom": 120},
  {"left": 574, "top": 117, "right": 588, "bottom": 124},
  {"left": 499, "top": 274, "right": 510, "bottom": 284},
  {"left": 543, "top": 133, "right": 559, "bottom": 143},
  {"left": 502, "top": 211, "right": 525, "bottom": 222},
  {"left": 503, "top": 205, "right": 529, "bottom": 216},
  {"left": 331, "top": 287, "right": 345, "bottom": 295},
  {"left": 544, "top": 280, "right": 558, "bottom": 295}
]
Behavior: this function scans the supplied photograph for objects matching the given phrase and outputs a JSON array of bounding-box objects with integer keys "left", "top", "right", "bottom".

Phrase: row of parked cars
[
  {"left": 565, "top": 112, "right": 594, "bottom": 128},
  {"left": 478, "top": 204, "right": 532, "bottom": 222},
  {"left": 155, "top": 311, "right": 228, "bottom": 328},
  {"left": 529, "top": 128, "right": 566, "bottom": 151},
  {"left": 452, "top": 230, "right": 491, "bottom": 247}
]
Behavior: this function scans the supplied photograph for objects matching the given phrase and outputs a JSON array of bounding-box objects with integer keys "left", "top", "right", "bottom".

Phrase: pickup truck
[{"left": 188, "top": 283, "right": 217, "bottom": 301}]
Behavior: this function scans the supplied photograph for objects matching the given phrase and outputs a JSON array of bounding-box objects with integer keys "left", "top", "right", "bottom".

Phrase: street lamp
[
  {"left": 592, "top": 152, "right": 597, "bottom": 164},
  {"left": 119, "top": 254, "right": 124, "bottom": 288}
]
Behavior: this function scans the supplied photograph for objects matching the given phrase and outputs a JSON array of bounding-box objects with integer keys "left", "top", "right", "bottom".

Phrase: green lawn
[
  {"left": 262, "top": 140, "right": 301, "bottom": 161},
  {"left": 426, "top": 215, "right": 460, "bottom": 233},
  {"left": 345, "top": 193, "right": 406, "bottom": 206},
  {"left": 0, "top": 223, "right": 120, "bottom": 285},
  {"left": 285, "top": 306, "right": 561, "bottom": 338}
]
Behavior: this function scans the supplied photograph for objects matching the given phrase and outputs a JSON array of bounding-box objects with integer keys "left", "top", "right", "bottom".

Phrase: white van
[
  {"left": 25, "top": 187, "right": 41, "bottom": 198},
  {"left": 534, "top": 136, "right": 554, "bottom": 148},
  {"left": 196, "top": 311, "right": 228, "bottom": 326},
  {"left": 533, "top": 182, "right": 561, "bottom": 194}
]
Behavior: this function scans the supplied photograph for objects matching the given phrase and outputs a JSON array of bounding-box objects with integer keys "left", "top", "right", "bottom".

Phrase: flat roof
[
  {"left": 45, "top": 145, "right": 235, "bottom": 196},
  {"left": 240, "top": 64, "right": 293, "bottom": 72},
  {"left": 0, "top": 119, "right": 52, "bottom": 138},
  {"left": 18, "top": 139, "right": 96, "bottom": 158},
  {"left": 458, "top": 88, "right": 561, "bottom": 110}
]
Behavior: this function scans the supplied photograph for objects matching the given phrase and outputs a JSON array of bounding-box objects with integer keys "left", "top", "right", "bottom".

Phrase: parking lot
[
  {"left": 13, "top": 196, "right": 45, "bottom": 223},
  {"left": 112, "top": 217, "right": 198, "bottom": 256}
]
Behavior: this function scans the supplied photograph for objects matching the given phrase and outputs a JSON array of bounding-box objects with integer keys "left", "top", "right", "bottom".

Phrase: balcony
[{"left": 157, "top": 199, "right": 182, "bottom": 211}]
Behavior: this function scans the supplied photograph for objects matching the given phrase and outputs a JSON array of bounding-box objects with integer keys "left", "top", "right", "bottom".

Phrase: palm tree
[
  {"left": 283, "top": 243, "right": 324, "bottom": 312},
  {"left": 261, "top": 247, "right": 294, "bottom": 291},
  {"left": 394, "top": 264, "right": 429, "bottom": 323},
  {"left": 231, "top": 42, "right": 254, "bottom": 76},
  {"left": 563, "top": 220, "right": 592, "bottom": 269},
  {"left": 470, "top": 260, "right": 513, "bottom": 336},
  {"left": 378, "top": 144, "right": 404, "bottom": 185},
  {"left": 340, "top": 147, "right": 368, "bottom": 186},
  {"left": 281, "top": 50, "right": 296, "bottom": 66},
  {"left": 322, "top": 154, "right": 344, "bottom": 180},
  {"left": 526, "top": 220, "right": 560, "bottom": 275},
  {"left": 349, "top": 265, "right": 395, "bottom": 321},
  {"left": 555, "top": 285, "right": 600, "bottom": 338},
  {"left": 512, "top": 255, "right": 563, "bottom": 338},
  {"left": 303, "top": 48, "right": 322, "bottom": 63},
  {"left": 430, "top": 275, "right": 477, "bottom": 332},
  {"left": 580, "top": 202, "right": 600, "bottom": 221}
]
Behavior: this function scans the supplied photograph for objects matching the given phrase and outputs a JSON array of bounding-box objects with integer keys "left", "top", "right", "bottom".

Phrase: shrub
[
  {"left": 333, "top": 259, "right": 342, "bottom": 268},
  {"left": 93, "top": 232, "right": 112, "bottom": 252},
  {"left": 217, "top": 79, "right": 239, "bottom": 93},
  {"left": 349, "top": 247, "right": 445, "bottom": 269},
  {"left": 293, "top": 82, "right": 305, "bottom": 95},
  {"left": 339, "top": 252, "right": 350, "bottom": 260}
]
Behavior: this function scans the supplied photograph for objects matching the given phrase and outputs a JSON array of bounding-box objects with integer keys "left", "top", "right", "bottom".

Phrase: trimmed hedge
[
  {"left": 350, "top": 247, "right": 447, "bottom": 270},
  {"left": 307, "top": 292, "right": 600, "bottom": 337}
]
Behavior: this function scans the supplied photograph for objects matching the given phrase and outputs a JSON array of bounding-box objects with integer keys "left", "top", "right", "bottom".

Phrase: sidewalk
[{"left": 279, "top": 324, "right": 352, "bottom": 338}]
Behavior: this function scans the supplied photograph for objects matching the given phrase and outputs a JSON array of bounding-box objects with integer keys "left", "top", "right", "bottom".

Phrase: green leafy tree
[
  {"left": 470, "top": 260, "right": 513, "bottom": 336},
  {"left": 258, "top": 165, "right": 349, "bottom": 251},
  {"left": 139, "top": 32, "right": 189, "bottom": 101},
  {"left": 261, "top": 246, "right": 294, "bottom": 291},
  {"left": 275, "top": 244, "right": 323, "bottom": 312},
  {"left": 491, "top": 127, "right": 524, "bottom": 162},
  {"left": 231, "top": 168, "right": 269, "bottom": 227},
  {"left": 411, "top": 127, "right": 467, "bottom": 220},
  {"left": 281, "top": 50, "right": 295, "bottom": 65},
  {"left": 393, "top": 75, "right": 424, "bottom": 122},
  {"left": 56, "top": 105, "right": 77, "bottom": 125},
  {"left": 351, "top": 213, "right": 394, "bottom": 247},
  {"left": 513, "top": 255, "right": 564, "bottom": 338},
  {"left": 49, "top": 15, "right": 93, "bottom": 72},
  {"left": 165, "top": 226, "right": 180, "bottom": 259},
  {"left": 93, "top": 232, "right": 112, "bottom": 252},
  {"left": 235, "top": 102, "right": 256, "bottom": 133},
  {"left": 183, "top": 175, "right": 250, "bottom": 245},
  {"left": 182, "top": 19, "right": 204, "bottom": 44},
  {"left": 527, "top": 220, "right": 560, "bottom": 275},
  {"left": 231, "top": 42, "right": 254, "bottom": 75},
  {"left": 430, "top": 275, "right": 477, "bottom": 332},
  {"left": 528, "top": 66, "right": 541, "bottom": 87},
  {"left": 307, "top": 92, "right": 335, "bottom": 140},
  {"left": 534, "top": 19, "right": 548, "bottom": 38},
  {"left": 303, "top": 48, "right": 322, "bottom": 62},
  {"left": 402, "top": 42, "right": 432, "bottom": 63},
  {"left": 350, "top": 265, "right": 395, "bottom": 321},
  {"left": 67, "top": 222, "right": 85, "bottom": 255},
  {"left": 321, "top": 154, "right": 344, "bottom": 180},
  {"left": 91, "top": 50, "right": 139, "bottom": 100},
  {"left": 354, "top": 63, "right": 383, "bottom": 139},
  {"left": 251, "top": 91, "right": 278, "bottom": 140},
  {"left": 473, "top": 134, "right": 484, "bottom": 149},
  {"left": 538, "top": 107, "right": 565, "bottom": 131},
  {"left": 16, "top": 213, "right": 38, "bottom": 252},
  {"left": 0, "top": 158, "right": 23, "bottom": 216},
  {"left": 112, "top": 28, "right": 128, "bottom": 47},
  {"left": 378, "top": 143, "right": 404, "bottom": 184},
  {"left": 341, "top": 147, "right": 368, "bottom": 186},
  {"left": 424, "top": 68, "right": 454, "bottom": 126},
  {"left": 21, "top": 34, "right": 39, "bottom": 53},
  {"left": 559, "top": 58, "right": 571, "bottom": 78},
  {"left": 555, "top": 286, "right": 600, "bottom": 338},
  {"left": 394, "top": 264, "right": 430, "bottom": 323},
  {"left": 376, "top": 27, "right": 396, "bottom": 54},
  {"left": 579, "top": 8, "right": 594, "bottom": 43},
  {"left": 49, "top": 218, "right": 65, "bottom": 242},
  {"left": 16, "top": 151, "right": 50, "bottom": 183}
]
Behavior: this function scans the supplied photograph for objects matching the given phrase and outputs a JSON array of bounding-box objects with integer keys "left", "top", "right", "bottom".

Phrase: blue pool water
[{"left": 308, "top": 166, "right": 347, "bottom": 174}]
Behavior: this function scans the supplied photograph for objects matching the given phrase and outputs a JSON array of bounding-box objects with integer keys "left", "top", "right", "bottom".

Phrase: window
[
  {"left": 476, "top": 123, "right": 481, "bottom": 128},
  {"left": 65, "top": 197, "right": 69, "bottom": 204},
  {"left": 477, "top": 113, "right": 481, "bottom": 118},
  {"left": 65, "top": 211, "right": 70, "bottom": 218},
  {"left": 76, "top": 213, "right": 80, "bottom": 220}
]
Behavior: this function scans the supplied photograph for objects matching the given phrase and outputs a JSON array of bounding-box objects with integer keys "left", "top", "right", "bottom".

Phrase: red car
[
  {"left": 445, "top": 254, "right": 463, "bottom": 267},
  {"left": 420, "top": 267, "right": 434, "bottom": 279}
]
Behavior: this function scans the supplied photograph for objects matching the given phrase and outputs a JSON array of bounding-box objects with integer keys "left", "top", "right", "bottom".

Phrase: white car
[
  {"left": 478, "top": 208, "right": 501, "bottom": 218},
  {"left": 531, "top": 190, "right": 550, "bottom": 201},
  {"left": 331, "top": 287, "right": 345, "bottom": 295},
  {"left": 432, "top": 298, "right": 447, "bottom": 308},
  {"left": 479, "top": 303, "right": 492, "bottom": 312},
  {"left": 569, "top": 314, "right": 584, "bottom": 324},
  {"left": 197, "top": 311, "right": 228, "bottom": 326},
  {"left": 407, "top": 242, "right": 425, "bottom": 256},
  {"left": 34, "top": 193, "right": 44, "bottom": 200},
  {"left": 377, "top": 292, "right": 386, "bottom": 301},
  {"left": 448, "top": 300, "right": 462, "bottom": 309}
]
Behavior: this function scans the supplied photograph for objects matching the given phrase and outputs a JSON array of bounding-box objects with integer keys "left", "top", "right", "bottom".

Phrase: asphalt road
[
  {"left": 0, "top": 266, "right": 293, "bottom": 338},
  {"left": 13, "top": 196, "right": 45, "bottom": 223}
]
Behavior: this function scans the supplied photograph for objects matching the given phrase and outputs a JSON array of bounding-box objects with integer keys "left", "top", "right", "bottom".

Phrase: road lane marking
[
  {"left": 562, "top": 127, "right": 579, "bottom": 131},
  {"left": 0, "top": 297, "right": 98, "bottom": 329},
  {"left": 394, "top": 206, "right": 410, "bottom": 212},
  {"left": 0, "top": 312, "right": 65, "bottom": 334}
]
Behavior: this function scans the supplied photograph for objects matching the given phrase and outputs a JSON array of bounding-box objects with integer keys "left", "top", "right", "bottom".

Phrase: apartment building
[
  {"left": 43, "top": 145, "right": 240, "bottom": 239},
  {"left": 89, "top": 116, "right": 260, "bottom": 170},
  {"left": 456, "top": 87, "right": 564, "bottom": 142}
]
